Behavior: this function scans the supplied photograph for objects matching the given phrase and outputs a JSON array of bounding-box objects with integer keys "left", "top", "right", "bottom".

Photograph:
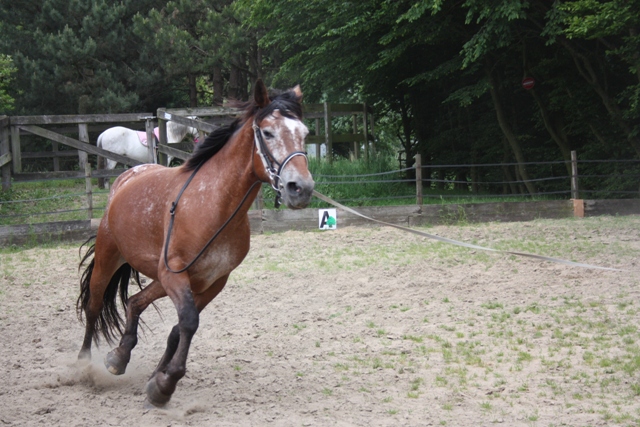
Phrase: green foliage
[
  {"left": 556, "top": 0, "right": 640, "bottom": 128},
  {"left": 0, "top": 53, "right": 16, "bottom": 113},
  {"left": 0, "top": 0, "right": 143, "bottom": 114},
  {"left": 0, "top": 0, "right": 639, "bottom": 179},
  {"left": 261, "top": 155, "right": 414, "bottom": 209},
  {"left": 245, "top": 0, "right": 640, "bottom": 175}
]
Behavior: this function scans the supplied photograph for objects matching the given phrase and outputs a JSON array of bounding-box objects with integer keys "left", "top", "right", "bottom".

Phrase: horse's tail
[{"left": 76, "top": 236, "right": 141, "bottom": 345}]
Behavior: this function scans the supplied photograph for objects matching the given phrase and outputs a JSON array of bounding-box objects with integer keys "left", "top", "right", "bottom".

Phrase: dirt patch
[{"left": 1, "top": 215, "right": 639, "bottom": 426}]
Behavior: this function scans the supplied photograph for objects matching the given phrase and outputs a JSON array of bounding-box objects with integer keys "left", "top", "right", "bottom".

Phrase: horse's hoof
[
  {"left": 145, "top": 378, "right": 172, "bottom": 407},
  {"left": 105, "top": 350, "right": 127, "bottom": 375}
]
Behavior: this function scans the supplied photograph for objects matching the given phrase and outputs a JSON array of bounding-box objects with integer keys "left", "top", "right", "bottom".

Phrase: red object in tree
[{"left": 522, "top": 77, "right": 535, "bottom": 90}]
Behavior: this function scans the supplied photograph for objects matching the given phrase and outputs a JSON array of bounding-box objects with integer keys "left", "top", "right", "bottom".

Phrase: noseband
[{"left": 252, "top": 121, "right": 307, "bottom": 208}]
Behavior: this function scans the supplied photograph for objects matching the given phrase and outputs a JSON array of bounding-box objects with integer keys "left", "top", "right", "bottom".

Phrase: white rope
[{"left": 313, "top": 190, "right": 624, "bottom": 272}]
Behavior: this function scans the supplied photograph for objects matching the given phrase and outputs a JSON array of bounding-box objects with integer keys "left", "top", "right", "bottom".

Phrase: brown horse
[{"left": 77, "top": 80, "right": 314, "bottom": 406}]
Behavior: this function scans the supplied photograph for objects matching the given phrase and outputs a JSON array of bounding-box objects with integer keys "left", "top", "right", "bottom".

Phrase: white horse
[{"left": 96, "top": 119, "right": 199, "bottom": 188}]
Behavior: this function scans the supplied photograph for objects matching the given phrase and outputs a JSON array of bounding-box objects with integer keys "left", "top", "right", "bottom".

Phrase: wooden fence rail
[
  {"left": 0, "top": 104, "right": 374, "bottom": 186},
  {"left": 3, "top": 198, "right": 640, "bottom": 246}
]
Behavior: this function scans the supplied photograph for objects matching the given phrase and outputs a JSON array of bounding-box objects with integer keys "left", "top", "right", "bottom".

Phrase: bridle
[
  {"left": 163, "top": 113, "right": 308, "bottom": 273},
  {"left": 252, "top": 120, "right": 307, "bottom": 208}
]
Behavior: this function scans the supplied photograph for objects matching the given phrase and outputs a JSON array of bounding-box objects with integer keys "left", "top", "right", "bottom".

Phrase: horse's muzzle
[{"left": 282, "top": 178, "right": 314, "bottom": 209}]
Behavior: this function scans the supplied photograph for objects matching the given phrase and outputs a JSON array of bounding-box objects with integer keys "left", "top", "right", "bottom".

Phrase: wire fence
[{"left": 1, "top": 157, "right": 639, "bottom": 225}]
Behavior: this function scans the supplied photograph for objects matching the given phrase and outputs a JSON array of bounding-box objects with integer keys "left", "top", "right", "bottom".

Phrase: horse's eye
[{"left": 263, "top": 130, "right": 274, "bottom": 139}]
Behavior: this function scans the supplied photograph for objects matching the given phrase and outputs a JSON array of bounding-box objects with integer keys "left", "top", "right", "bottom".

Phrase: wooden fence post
[
  {"left": 351, "top": 113, "right": 359, "bottom": 159},
  {"left": 363, "top": 103, "right": 370, "bottom": 160},
  {"left": 145, "top": 117, "right": 156, "bottom": 163},
  {"left": 571, "top": 150, "right": 579, "bottom": 199},
  {"left": 52, "top": 141, "right": 60, "bottom": 171},
  {"left": 1, "top": 116, "right": 10, "bottom": 191},
  {"left": 324, "top": 102, "right": 332, "bottom": 163},
  {"left": 85, "top": 161, "right": 93, "bottom": 220},
  {"left": 78, "top": 123, "right": 89, "bottom": 170},
  {"left": 570, "top": 150, "right": 584, "bottom": 217},
  {"left": 314, "top": 118, "right": 321, "bottom": 159},
  {"left": 10, "top": 125, "right": 21, "bottom": 173},
  {"left": 415, "top": 153, "right": 423, "bottom": 206},
  {"left": 158, "top": 117, "right": 168, "bottom": 166}
]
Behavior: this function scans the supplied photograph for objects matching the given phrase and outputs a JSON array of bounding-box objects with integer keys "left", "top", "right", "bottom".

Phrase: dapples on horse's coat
[{"left": 77, "top": 80, "right": 314, "bottom": 406}]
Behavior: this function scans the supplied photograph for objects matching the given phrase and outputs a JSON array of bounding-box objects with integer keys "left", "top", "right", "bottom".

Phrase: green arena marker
[{"left": 319, "top": 208, "right": 337, "bottom": 230}]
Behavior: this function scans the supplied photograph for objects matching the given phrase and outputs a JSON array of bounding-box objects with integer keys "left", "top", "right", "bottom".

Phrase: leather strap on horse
[
  {"left": 164, "top": 121, "right": 309, "bottom": 274},
  {"left": 252, "top": 122, "right": 307, "bottom": 208},
  {"left": 312, "top": 190, "right": 624, "bottom": 272},
  {"left": 163, "top": 163, "right": 262, "bottom": 274}
]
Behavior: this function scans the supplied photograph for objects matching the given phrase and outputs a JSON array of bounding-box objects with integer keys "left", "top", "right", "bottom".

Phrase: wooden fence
[
  {"left": 303, "top": 103, "right": 375, "bottom": 160},
  {"left": 3, "top": 198, "right": 640, "bottom": 246},
  {"left": 1, "top": 113, "right": 152, "bottom": 188},
  {"left": 0, "top": 115, "right": 10, "bottom": 191},
  {"left": 0, "top": 103, "right": 374, "bottom": 190}
]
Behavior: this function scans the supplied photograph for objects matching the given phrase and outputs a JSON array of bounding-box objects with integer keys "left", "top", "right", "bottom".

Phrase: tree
[
  {"left": 1, "top": 0, "right": 638, "bottom": 192},
  {"left": 134, "top": 0, "right": 271, "bottom": 107},
  {"left": 0, "top": 54, "right": 16, "bottom": 114},
  {"left": 544, "top": 0, "right": 640, "bottom": 156},
  {"left": 246, "top": 0, "right": 639, "bottom": 192},
  {"left": 0, "top": 0, "right": 164, "bottom": 114}
]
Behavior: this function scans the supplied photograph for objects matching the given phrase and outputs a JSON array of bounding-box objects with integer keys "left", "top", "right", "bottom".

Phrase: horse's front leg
[
  {"left": 145, "top": 278, "right": 199, "bottom": 406},
  {"left": 105, "top": 280, "right": 167, "bottom": 375},
  {"left": 146, "top": 274, "right": 229, "bottom": 406}
]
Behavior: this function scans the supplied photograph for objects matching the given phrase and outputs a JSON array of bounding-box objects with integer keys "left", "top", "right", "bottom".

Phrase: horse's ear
[
  {"left": 292, "top": 85, "right": 303, "bottom": 101},
  {"left": 254, "top": 79, "right": 270, "bottom": 108}
]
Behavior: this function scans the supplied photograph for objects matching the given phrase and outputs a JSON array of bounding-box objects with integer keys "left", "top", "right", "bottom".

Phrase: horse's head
[
  {"left": 252, "top": 80, "right": 314, "bottom": 209},
  {"left": 186, "top": 116, "right": 200, "bottom": 143}
]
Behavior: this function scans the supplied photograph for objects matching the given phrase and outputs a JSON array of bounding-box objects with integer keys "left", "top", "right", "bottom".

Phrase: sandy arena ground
[{"left": 1, "top": 215, "right": 639, "bottom": 427}]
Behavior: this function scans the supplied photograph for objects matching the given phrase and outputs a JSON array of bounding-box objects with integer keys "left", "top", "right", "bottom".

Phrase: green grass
[
  {"left": 0, "top": 155, "right": 572, "bottom": 226},
  {"left": 0, "top": 177, "right": 108, "bottom": 225},
  {"left": 245, "top": 155, "right": 560, "bottom": 209}
]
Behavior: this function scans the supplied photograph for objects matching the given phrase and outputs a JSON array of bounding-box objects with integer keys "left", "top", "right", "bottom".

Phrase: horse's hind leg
[
  {"left": 146, "top": 274, "right": 229, "bottom": 406},
  {"left": 105, "top": 280, "right": 167, "bottom": 375}
]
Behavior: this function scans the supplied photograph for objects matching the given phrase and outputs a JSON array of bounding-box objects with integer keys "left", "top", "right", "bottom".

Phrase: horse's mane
[
  {"left": 183, "top": 120, "right": 241, "bottom": 171},
  {"left": 182, "top": 88, "right": 303, "bottom": 172}
]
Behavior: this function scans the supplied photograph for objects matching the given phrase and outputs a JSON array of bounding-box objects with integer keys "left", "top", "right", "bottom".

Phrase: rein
[{"left": 163, "top": 120, "right": 306, "bottom": 274}]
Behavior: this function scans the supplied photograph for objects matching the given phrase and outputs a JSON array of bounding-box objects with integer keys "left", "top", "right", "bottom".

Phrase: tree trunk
[
  {"left": 212, "top": 66, "right": 223, "bottom": 106},
  {"left": 529, "top": 87, "right": 572, "bottom": 175},
  {"left": 501, "top": 137, "right": 519, "bottom": 194},
  {"left": 188, "top": 73, "right": 197, "bottom": 107},
  {"left": 455, "top": 169, "right": 467, "bottom": 191},
  {"left": 560, "top": 38, "right": 640, "bottom": 157},
  {"left": 630, "top": 28, "right": 640, "bottom": 83},
  {"left": 399, "top": 95, "right": 414, "bottom": 172},
  {"left": 470, "top": 163, "right": 478, "bottom": 194},
  {"left": 436, "top": 169, "right": 444, "bottom": 191},
  {"left": 486, "top": 63, "right": 537, "bottom": 194},
  {"left": 228, "top": 65, "right": 240, "bottom": 100}
]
